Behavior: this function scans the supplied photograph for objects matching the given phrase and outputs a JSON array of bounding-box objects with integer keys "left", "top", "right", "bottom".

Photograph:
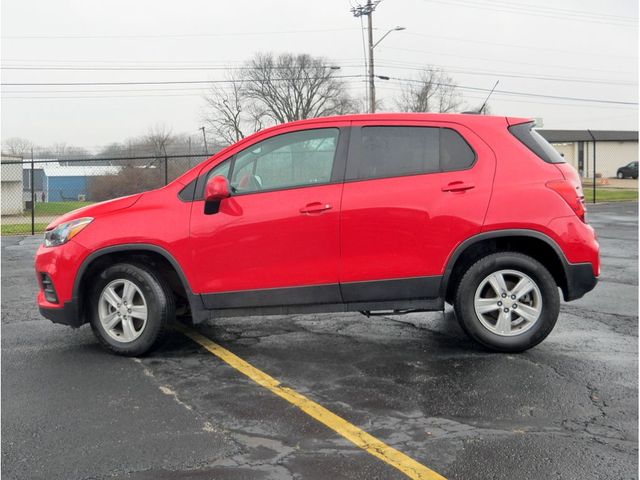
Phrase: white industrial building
[
  {"left": 1, "top": 154, "right": 24, "bottom": 215},
  {"left": 538, "top": 130, "right": 638, "bottom": 179}
]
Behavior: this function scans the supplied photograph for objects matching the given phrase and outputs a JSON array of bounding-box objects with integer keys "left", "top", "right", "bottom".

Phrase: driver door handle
[{"left": 300, "top": 202, "right": 332, "bottom": 214}]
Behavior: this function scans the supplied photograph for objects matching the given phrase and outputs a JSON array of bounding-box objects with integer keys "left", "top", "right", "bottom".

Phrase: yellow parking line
[{"left": 178, "top": 325, "right": 447, "bottom": 480}]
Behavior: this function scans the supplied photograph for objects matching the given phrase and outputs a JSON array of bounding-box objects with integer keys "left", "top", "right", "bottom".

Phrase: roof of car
[{"left": 279, "top": 112, "right": 526, "bottom": 125}]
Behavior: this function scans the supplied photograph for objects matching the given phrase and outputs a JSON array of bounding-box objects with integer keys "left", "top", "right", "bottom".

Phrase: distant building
[
  {"left": 538, "top": 130, "right": 638, "bottom": 178},
  {"left": 22, "top": 161, "right": 121, "bottom": 202},
  {"left": 1, "top": 154, "right": 24, "bottom": 215}
]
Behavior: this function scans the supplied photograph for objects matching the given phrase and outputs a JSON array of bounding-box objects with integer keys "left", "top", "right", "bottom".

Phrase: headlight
[{"left": 44, "top": 217, "right": 93, "bottom": 247}]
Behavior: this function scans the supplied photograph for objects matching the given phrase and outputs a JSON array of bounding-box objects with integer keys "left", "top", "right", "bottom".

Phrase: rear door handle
[
  {"left": 300, "top": 202, "right": 332, "bottom": 214},
  {"left": 441, "top": 181, "right": 475, "bottom": 193}
]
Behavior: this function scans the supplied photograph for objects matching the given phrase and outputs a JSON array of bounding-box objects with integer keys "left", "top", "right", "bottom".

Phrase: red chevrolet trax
[{"left": 35, "top": 114, "right": 599, "bottom": 356}]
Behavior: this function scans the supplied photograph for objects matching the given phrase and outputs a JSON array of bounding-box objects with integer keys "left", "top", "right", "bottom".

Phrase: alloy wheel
[
  {"left": 473, "top": 269, "right": 543, "bottom": 336},
  {"left": 98, "top": 279, "right": 148, "bottom": 343}
]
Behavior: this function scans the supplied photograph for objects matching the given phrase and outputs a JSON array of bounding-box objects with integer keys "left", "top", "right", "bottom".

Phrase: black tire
[
  {"left": 453, "top": 252, "right": 560, "bottom": 352},
  {"left": 617, "top": 171, "right": 625, "bottom": 179},
  {"left": 89, "top": 262, "right": 174, "bottom": 356}
]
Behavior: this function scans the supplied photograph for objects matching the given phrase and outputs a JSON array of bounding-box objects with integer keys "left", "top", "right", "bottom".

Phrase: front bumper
[
  {"left": 35, "top": 239, "right": 89, "bottom": 327},
  {"left": 39, "top": 301, "right": 83, "bottom": 328}
]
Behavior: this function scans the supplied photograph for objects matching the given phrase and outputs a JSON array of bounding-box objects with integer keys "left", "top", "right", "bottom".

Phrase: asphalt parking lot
[{"left": 2, "top": 201, "right": 638, "bottom": 480}]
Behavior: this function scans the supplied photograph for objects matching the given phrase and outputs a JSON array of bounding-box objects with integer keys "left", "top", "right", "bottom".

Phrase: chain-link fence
[
  {"left": 2, "top": 139, "right": 637, "bottom": 236},
  {"left": 1, "top": 153, "right": 211, "bottom": 235},
  {"left": 548, "top": 138, "right": 638, "bottom": 204}
]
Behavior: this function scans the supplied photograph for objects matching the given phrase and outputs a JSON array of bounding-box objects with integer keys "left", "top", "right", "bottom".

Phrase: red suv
[{"left": 35, "top": 114, "right": 599, "bottom": 356}]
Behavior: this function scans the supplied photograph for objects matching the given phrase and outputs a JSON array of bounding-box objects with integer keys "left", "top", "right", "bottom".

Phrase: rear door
[{"left": 339, "top": 120, "right": 496, "bottom": 302}]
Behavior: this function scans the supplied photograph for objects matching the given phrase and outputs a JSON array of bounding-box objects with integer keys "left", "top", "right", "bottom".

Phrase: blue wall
[{"left": 47, "top": 176, "right": 89, "bottom": 202}]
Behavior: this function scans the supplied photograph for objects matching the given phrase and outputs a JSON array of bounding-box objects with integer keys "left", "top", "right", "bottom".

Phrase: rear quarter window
[
  {"left": 509, "top": 121, "right": 565, "bottom": 164},
  {"left": 440, "top": 128, "right": 476, "bottom": 171}
]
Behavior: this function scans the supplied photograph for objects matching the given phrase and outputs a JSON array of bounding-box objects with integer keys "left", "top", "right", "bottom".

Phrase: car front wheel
[
  {"left": 454, "top": 252, "right": 560, "bottom": 352},
  {"left": 617, "top": 171, "right": 625, "bottom": 179},
  {"left": 89, "top": 262, "right": 174, "bottom": 356}
]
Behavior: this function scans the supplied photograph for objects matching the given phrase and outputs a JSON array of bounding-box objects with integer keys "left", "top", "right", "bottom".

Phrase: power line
[
  {"left": 373, "top": 60, "right": 636, "bottom": 86},
  {"left": 4, "top": 60, "right": 633, "bottom": 88},
  {"left": 3, "top": 58, "right": 635, "bottom": 87},
  {"left": 421, "top": 0, "right": 638, "bottom": 26},
  {"left": 1, "top": 28, "right": 362, "bottom": 39},
  {"left": 384, "top": 46, "right": 636, "bottom": 76},
  {"left": 386, "top": 76, "right": 638, "bottom": 105},
  {"left": 401, "top": 31, "right": 637, "bottom": 61},
  {"left": 0, "top": 64, "right": 360, "bottom": 72},
  {"left": 1, "top": 75, "right": 364, "bottom": 87},
  {"left": 375, "top": 82, "right": 636, "bottom": 110}
]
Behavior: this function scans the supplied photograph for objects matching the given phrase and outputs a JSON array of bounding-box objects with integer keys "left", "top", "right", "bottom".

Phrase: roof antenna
[{"left": 478, "top": 80, "right": 499, "bottom": 114}]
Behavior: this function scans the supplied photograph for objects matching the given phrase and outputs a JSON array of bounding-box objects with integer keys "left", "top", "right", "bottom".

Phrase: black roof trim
[{"left": 537, "top": 129, "right": 638, "bottom": 143}]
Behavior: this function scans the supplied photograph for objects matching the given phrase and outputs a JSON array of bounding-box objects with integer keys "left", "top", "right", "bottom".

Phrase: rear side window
[
  {"left": 509, "top": 121, "right": 565, "bottom": 164},
  {"left": 346, "top": 126, "right": 476, "bottom": 181}
]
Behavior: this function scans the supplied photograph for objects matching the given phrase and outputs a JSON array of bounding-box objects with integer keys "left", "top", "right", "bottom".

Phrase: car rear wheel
[
  {"left": 89, "top": 262, "right": 174, "bottom": 356},
  {"left": 454, "top": 252, "right": 559, "bottom": 352}
]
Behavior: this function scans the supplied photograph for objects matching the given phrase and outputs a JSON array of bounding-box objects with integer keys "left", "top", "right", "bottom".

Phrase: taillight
[{"left": 546, "top": 179, "right": 586, "bottom": 222}]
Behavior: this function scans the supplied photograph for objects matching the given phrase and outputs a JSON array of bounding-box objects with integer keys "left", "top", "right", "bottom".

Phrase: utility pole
[
  {"left": 200, "top": 126, "right": 208, "bottom": 154},
  {"left": 352, "top": 1, "right": 377, "bottom": 113},
  {"left": 367, "top": 2, "right": 375, "bottom": 113},
  {"left": 352, "top": 2, "right": 405, "bottom": 113}
]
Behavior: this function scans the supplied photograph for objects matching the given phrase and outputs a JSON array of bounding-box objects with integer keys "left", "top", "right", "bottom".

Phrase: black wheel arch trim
[
  {"left": 441, "top": 228, "right": 596, "bottom": 301},
  {"left": 72, "top": 243, "right": 206, "bottom": 324}
]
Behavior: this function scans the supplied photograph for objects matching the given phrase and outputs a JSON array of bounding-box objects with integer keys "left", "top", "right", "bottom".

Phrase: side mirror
[{"left": 205, "top": 175, "right": 231, "bottom": 202}]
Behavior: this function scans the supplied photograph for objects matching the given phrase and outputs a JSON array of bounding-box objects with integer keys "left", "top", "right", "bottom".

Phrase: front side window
[
  {"left": 229, "top": 128, "right": 340, "bottom": 194},
  {"left": 347, "top": 126, "right": 476, "bottom": 181},
  {"left": 205, "top": 158, "right": 232, "bottom": 183}
]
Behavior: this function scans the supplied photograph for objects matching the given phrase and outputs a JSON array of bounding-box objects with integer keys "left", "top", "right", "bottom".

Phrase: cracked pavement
[{"left": 2, "top": 201, "right": 638, "bottom": 479}]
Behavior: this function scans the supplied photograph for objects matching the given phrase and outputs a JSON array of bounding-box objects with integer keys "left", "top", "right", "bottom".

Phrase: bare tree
[
  {"left": 244, "top": 53, "right": 355, "bottom": 123},
  {"left": 203, "top": 77, "right": 247, "bottom": 145},
  {"left": 2, "top": 137, "right": 33, "bottom": 156},
  {"left": 395, "top": 67, "right": 463, "bottom": 113},
  {"left": 203, "top": 53, "right": 357, "bottom": 145},
  {"left": 52, "top": 142, "right": 69, "bottom": 157},
  {"left": 144, "top": 124, "right": 174, "bottom": 157}
]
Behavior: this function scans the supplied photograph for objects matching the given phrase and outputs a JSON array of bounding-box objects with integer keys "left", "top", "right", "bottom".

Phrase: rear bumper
[
  {"left": 38, "top": 299, "right": 83, "bottom": 328},
  {"left": 564, "top": 262, "right": 598, "bottom": 301}
]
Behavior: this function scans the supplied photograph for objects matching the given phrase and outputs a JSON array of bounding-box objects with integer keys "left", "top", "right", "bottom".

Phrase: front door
[
  {"left": 189, "top": 126, "right": 348, "bottom": 309},
  {"left": 339, "top": 121, "right": 496, "bottom": 302}
]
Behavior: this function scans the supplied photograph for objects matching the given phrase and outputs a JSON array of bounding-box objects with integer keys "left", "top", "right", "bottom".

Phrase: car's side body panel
[{"left": 34, "top": 113, "right": 600, "bottom": 331}]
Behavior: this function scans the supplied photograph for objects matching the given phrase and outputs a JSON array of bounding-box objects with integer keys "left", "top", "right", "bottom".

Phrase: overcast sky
[{"left": 1, "top": 0, "right": 638, "bottom": 151}]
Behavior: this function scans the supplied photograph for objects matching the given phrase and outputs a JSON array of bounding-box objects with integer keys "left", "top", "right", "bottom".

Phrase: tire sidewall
[
  {"left": 89, "top": 263, "right": 170, "bottom": 356},
  {"left": 455, "top": 253, "right": 560, "bottom": 352}
]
